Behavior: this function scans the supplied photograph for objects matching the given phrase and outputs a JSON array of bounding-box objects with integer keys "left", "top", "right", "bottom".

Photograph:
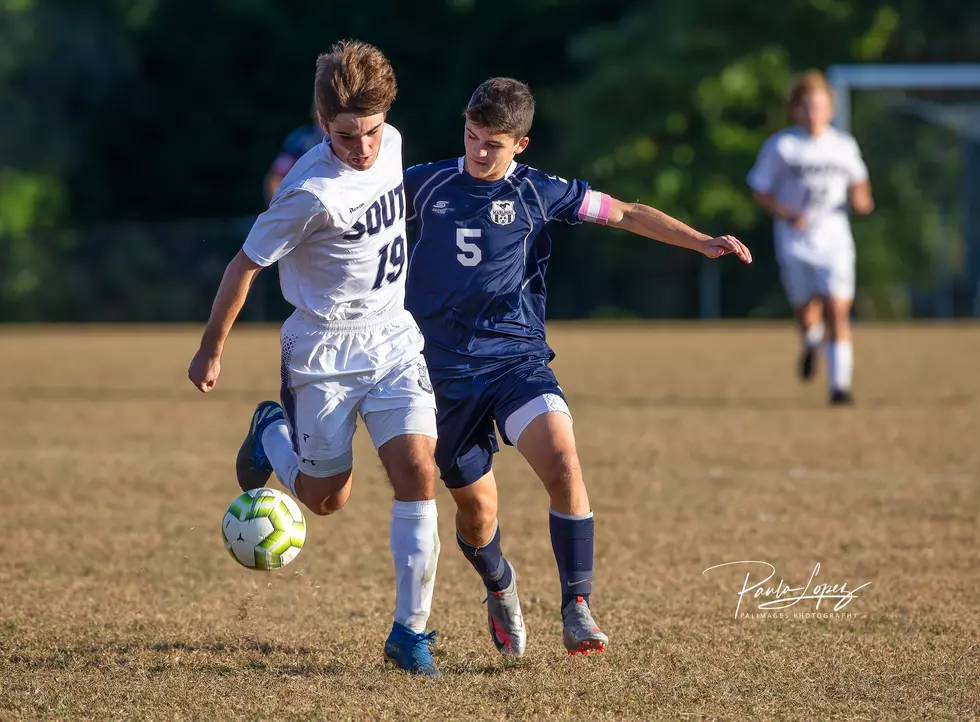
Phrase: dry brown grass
[{"left": 1, "top": 323, "right": 978, "bottom": 720}]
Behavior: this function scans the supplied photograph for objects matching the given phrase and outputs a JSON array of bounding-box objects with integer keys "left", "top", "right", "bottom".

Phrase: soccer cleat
[
  {"left": 799, "top": 346, "right": 816, "bottom": 382},
  {"left": 236, "top": 400, "right": 285, "bottom": 491},
  {"left": 829, "top": 389, "right": 855, "bottom": 406},
  {"left": 484, "top": 561, "right": 527, "bottom": 656},
  {"left": 383, "top": 622, "right": 441, "bottom": 677},
  {"left": 561, "top": 596, "right": 609, "bottom": 655}
]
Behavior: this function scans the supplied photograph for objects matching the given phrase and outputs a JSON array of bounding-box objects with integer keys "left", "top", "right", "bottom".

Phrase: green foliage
[
  {"left": 1, "top": 0, "right": 979, "bottom": 320},
  {"left": 541, "top": 0, "right": 980, "bottom": 317}
]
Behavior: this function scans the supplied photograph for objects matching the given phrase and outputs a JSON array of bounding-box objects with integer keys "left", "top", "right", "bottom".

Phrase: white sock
[
  {"left": 827, "top": 340, "right": 853, "bottom": 392},
  {"left": 390, "top": 499, "right": 440, "bottom": 634},
  {"left": 261, "top": 421, "right": 299, "bottom": 495},
  {"left": 804, "top": 323, "right": 825, "bottom": 350}
]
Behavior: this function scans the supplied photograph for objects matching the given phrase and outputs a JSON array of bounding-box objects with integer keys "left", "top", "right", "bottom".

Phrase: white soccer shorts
[
  {"left": 779, "top": 253, "right": 855, "bottom": 308},
  {"left": 279, "top": 309, "right": 437, "bottom": 477}
]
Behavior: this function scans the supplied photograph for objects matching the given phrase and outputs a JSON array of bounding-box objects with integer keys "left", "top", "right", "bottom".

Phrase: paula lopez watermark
[{"left": 702, "top": 561, "right": 872, "bottom": 620}]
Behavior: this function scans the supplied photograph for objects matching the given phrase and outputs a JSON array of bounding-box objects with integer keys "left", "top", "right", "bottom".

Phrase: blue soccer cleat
[
  {"left": 236, "top": 400, "right": 285, "bottom": 491},
  {"left": 383, "top": 622, "right": 441, "bottom": 677}
]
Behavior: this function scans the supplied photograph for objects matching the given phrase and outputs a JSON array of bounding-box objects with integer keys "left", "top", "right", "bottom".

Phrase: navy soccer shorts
[{"left": 430, "top": 357, "right": 567, "bottom": 488}]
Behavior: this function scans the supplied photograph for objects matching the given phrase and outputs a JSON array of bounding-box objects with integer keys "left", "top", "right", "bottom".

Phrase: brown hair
[
  {"left": 789, "top": 69, "right": 833, "bottom": 114},
  {"left": 314, "top": 40, "right": 397, "bottom": 125},
  {"left": 464, "top": 77, "right": 535, "bottom": 139}
]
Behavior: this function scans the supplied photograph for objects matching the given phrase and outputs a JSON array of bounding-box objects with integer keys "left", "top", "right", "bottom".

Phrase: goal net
[{"left": 827, "top": 64, "right": 980, "bottom": 318}]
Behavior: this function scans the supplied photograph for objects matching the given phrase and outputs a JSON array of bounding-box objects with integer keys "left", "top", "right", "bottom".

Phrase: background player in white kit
[
  {"left": 187, "top": 41, "right": 442, "bottom": 676},
  {"left": 748, "top": 70, "right": 875, "bottom": 404}
]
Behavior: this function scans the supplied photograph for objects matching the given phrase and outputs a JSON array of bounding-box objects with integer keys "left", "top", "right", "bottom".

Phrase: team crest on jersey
[
  {"left": 490, "top": 200, "right": 516, "bottom": 225},
  {"left": 416, "top": 362, "right": 433, "bottom": 393}
]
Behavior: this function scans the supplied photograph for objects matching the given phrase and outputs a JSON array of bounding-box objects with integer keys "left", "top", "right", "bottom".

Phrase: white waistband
[{"left": 293, "top": 307, "right": 414, "bottom": 332}]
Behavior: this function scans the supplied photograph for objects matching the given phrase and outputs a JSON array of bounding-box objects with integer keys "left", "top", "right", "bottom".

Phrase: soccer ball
[{"left": 222, "top": 488, "right": 306, "bottom": 570}]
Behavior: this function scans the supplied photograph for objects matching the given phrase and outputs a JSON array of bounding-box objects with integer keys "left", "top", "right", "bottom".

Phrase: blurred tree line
[{"left": 1, "top": 0, "right": 979, "bottom": 322}]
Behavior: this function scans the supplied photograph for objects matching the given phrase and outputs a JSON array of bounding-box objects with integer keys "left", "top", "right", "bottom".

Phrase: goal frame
[
  {"left": 827, "top": 64, "right": 980, "bottom": 132},
  {"left": 826, "top": 64, "right": 980, "bottom": 317}
]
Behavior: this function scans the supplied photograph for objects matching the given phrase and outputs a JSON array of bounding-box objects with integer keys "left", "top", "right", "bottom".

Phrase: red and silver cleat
[{"left": 562, "top": 596, "right": 609, "bottom": 655}]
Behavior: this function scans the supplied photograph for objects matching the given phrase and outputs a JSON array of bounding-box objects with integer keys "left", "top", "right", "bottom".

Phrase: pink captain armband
[{"left": 577, "top": 190, "right": 612, "bottom": 225}]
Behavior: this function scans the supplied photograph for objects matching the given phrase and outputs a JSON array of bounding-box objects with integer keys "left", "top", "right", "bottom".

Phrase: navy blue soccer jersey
[
  {"left": 405, "top": 158, "right": 605, "bottom": 376},
  {"left": 270, "top": 124, "right": 324, "bottom": 178},
  {"left": 283, "top": 125, "right": 324, "bottom": 159}
]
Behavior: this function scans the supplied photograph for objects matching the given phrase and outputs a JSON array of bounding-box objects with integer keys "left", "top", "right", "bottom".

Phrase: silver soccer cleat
[
  {"left": 485, "top": 561, "right": 527, "bottom": 656},
  {"left": 561, "top": 596, "right": 609, "bottom": 655}
]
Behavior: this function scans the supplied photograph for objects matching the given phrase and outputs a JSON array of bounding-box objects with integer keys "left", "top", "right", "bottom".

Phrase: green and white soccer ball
[{"left": 222, "top": 488, "right": 306, "bottom": 570}]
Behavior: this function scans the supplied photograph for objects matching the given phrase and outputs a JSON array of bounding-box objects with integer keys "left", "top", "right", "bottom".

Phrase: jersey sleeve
[
  {"left": 527, "top": 171, "right": 596, "bottom": 226},
  {"left": 747, "top": 136, "right": 783, "bottom": 193},
  {"left": 843, "top": 134, "right": 869, "bottom": 185},
  {"left": 242, "top": 188, "right": 328, "bottom": 267}
]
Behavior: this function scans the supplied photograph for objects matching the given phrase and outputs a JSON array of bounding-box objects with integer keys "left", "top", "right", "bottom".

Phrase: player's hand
[
  {"left": 188, "top": 348, "right": 221, "bottom": 393},
  {"left": 702, "top": 235, "right": 752, "bottom": 264},
  {"left": 790, "top": 214, "right": 808, "bottom": 230}
]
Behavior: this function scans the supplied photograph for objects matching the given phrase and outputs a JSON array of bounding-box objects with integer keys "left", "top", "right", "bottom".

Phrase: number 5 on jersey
[{"left": 457, "top": 228, "right": 482, "bottom": 267}]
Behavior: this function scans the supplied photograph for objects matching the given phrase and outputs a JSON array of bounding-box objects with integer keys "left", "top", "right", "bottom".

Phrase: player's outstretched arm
[
  {"left": 188, "top": 250, "right": 263, "bottom": 393},
  {"left": 604, "top": 197, "right": 753, "bottom": 263}
]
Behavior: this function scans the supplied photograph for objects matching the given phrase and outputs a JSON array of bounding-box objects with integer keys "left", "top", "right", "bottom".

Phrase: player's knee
[
  {"left": 408, "top": 451, "right": 437, "bottom": 484},
  {"left": 396, "top": 450, "right": 436, "bottom": 484},
  {"left": 388, "top": 454, "right": 437, "bottom": 500},
  {"left": 457, "top": 495, "right": 497, "bottom": 530}
]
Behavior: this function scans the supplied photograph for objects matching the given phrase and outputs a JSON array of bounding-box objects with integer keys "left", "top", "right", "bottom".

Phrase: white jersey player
[
  {"left": 187, "top": 41, "right": 442, "bottom": 676},
  {"left": 748, "top": 70, "right": 874, "bottom": 404}
]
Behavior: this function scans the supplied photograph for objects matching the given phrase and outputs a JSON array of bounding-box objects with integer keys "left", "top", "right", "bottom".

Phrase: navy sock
[
  {"left": 457, "top": 522, "right": 513, "bottom": 593},
  {"left": 550, "top": 510, "right": 594, "bottom": 610}
]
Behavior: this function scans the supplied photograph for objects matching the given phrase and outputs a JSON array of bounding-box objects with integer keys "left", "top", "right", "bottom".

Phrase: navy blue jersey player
[
  {"left": 264, "top": 107, "right": 324, "bottom": 205},
  {"left": 405, "top": 78, "right": 752, "bottom": 657}
]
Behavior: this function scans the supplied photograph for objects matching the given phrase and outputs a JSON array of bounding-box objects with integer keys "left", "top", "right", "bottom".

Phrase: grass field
[{"left": 2, "top": 323, "right": 978, "bottom": 720}]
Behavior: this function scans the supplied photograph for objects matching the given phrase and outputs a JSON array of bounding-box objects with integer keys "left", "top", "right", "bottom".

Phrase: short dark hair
[
  {"left": 314, "top": 40, "right": 397, "bottom": 124},
  {"left": 464, "top": 77, "right": 535, "bottom": 139}
]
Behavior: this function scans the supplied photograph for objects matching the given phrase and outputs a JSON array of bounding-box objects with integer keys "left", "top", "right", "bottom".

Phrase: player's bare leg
[
  {"left": 794, "top": 297, "right": 825, "bottom": 382},
  {"left": 451, "top": 473, "right": 527, "bottom": 656},
  {"left": 293, "top": 470, "right": 353, "bottom": 515},
  {"left": 378, "top": 434, "right": 442, "bottom": 676},
  {"left": 237, "top": 400, "right": 355, "bottom": 514},
  {"left": 517, "top": 411, "right": 608, "bottom": 655},
  {"left": 825, "top": 295, "right": 855, "bottom": 405},
  {"left": 378, "top": 434, "right": 438, "bottom": 502},
  {"left": 452, "top": 472, "right": 499, "bottom": 545}
]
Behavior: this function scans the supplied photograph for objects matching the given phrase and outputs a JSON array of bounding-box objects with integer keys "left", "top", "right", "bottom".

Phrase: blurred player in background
[
  {"left": 404, "top": 77, "right": 752, "bottom": 658},
  {"left": 188, "top": 41, "right": 442, "bottom": 676},
  {"left": 264, "top": 105, "right": 324, "bottom": 205},
  {"left": 748, "top": 70, "right": 875, "bottom": 404}
]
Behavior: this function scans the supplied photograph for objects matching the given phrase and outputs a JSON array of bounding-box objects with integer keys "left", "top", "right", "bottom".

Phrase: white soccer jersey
[
  {"left": 747, "top": 126, "right": 868, "bottom": 263},
  {"left": 243, "top": 124, "right": 409, "bottom": 322}
]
